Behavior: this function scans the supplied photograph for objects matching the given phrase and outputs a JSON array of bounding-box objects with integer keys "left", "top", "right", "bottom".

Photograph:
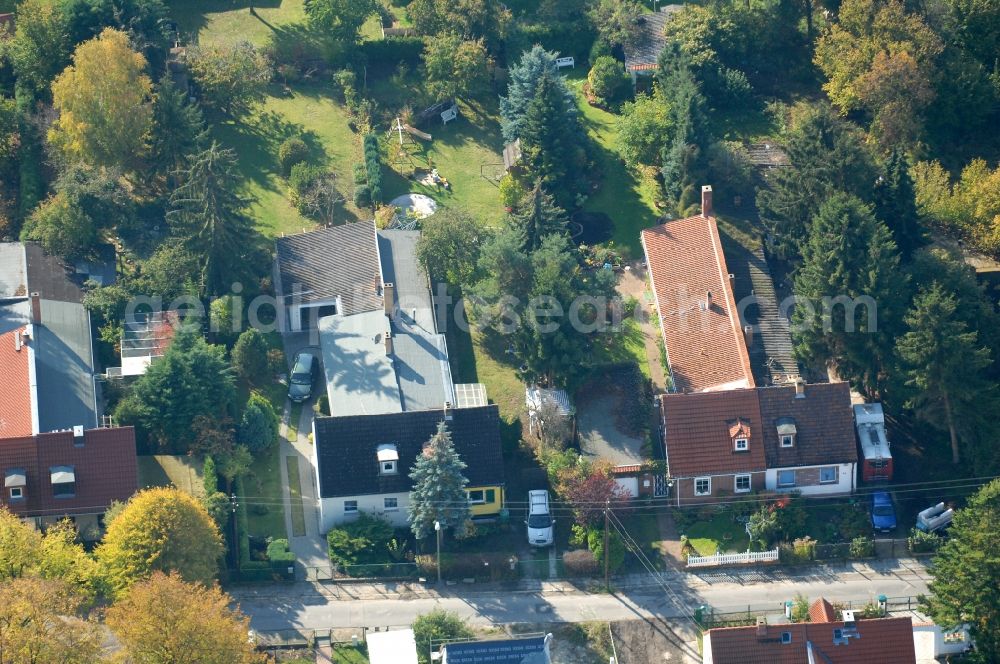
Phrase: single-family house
[
  {"left": 757, "top": 381, "right": 858, "bottom": 496},
  {"left": 703, "top": 599, "right": 917, "bottom": 663},
  {"left": 661, "top": 382, "right": 857, "bottom": 503},
  {"left": 641, "top": 186, "right": 755, "bottom": 394},
  {"left": 438, "top": 634, "right": 553, "bottom": 664},
  {"left": 661, "top": 388, "right": 767, "bottom": 504},
  {"left": 0, "top": 426, "right": 138, "bottom": 536},
  {"left": 313, "top": 404, "right": 505, "bottom": 532},
  {"left": 0, "top": 242, "right": 107, "bottom": 435}
]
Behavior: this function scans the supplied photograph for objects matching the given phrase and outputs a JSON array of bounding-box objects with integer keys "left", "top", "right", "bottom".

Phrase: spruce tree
[
  {"left": 149, "top": 76, "right": 208, "bottom": 189},
  {"left": 658, "top": 44, "right": 710, "bottom": 213},
  {"left": 792, "top": 193, "right": 903, "bottom": 394},
  {"left": 874, "top": 148, "right": 925, "bottom": 260},
  {"left": 518, "top": 70, "right": 582, "bottom": 207},
  {"left": 510, "top": 181, "right": 568, "bottom": 252},
  {"left": 757, "top": 104, "right": 876, "bottom": 259},
  {"left": 897, "top": 283, "right": 993, "bottom": 464},
  {"left": 168, "top": 142, "right": 261, "bottom": 296},
  {"left": 923, "top": 479, "right": 1000, "bottom": 657},
  {"left": 500, "top": 46, "right": 575, "bottom": 144},
  {"left": 408, "top": 422, "right": 471, "bottom": 540}
]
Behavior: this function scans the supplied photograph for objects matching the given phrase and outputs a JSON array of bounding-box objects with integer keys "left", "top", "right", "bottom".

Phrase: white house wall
[
  {"left": 765, "top": 463, "right": 855, "bottom": 496},
  {"left": 318, "top": 492, "right": 412, "bottom": 533}
]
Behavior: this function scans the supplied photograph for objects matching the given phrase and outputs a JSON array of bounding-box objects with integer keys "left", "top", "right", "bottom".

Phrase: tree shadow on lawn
[{"left": 170, "top": 0, "right": 283, "bottom": 45}]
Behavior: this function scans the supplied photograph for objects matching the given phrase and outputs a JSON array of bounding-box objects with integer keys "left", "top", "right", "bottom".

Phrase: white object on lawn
[{"left": 556, "top": 56, "right": 575, "bottom": 68}]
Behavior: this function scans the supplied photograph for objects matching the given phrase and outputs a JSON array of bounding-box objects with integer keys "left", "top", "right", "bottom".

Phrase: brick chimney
[
  {"left": 701, "top": 185, "right": 713, "bottom": 218},
  {"left": 795, "top": 378, "right": 806, "bottom": 398},
  {"left": 384, "top": 330, "right": 393, "bottom": 356},
  {"left": 30, "top": 292, "right": 41, "bottom": 325},
  {"left": 744, "top": 325, "right": 754, "bottom": 349},
  {"left": 384, "top": 282, "right": 395, "bottom": 319}
]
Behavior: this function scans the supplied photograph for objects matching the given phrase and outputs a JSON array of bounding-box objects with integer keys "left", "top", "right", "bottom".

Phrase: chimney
[
  {"left": 794, "top": 378, "right": 806, "bottom": 398},
  {"left": 73, "top": 425, "right": 85, "bottom": 447},
  {"left": 756, "top": 616, "right": 767, "bottom": 638},
  {"left": 444, "top": 401, "right": 453, "bottom": 421},
  {"left": 705, "top": 290, "right": 712, "bottom": 308},
  {"left": 384, "top": 330, "right": 393, "bottom": 356},
  {"left": 701, "top": 185, "right": 713, "bottom": 218},
  {"left": 30, "top": 292, "right": 41, "bottom": 325},
  {"left": 744, "top": 325, "right": 754, "bottom": 349},
  {"left": 384, "top": 282, "right": 395, "bottom": 319}
]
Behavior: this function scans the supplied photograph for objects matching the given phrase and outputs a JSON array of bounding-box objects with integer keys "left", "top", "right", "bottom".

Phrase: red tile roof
[
  {"left": 704, "top": 616, "right": 916, "bottom": 664},
  {"left": 661, "top": 388, "right": 766, "bottom": 477},
  {"left": 809, "top": 598, "right": 837, "bottom": 623},
  {"left": 0, "top": 427, "right": 138, "bottom": 516},
  {"left": 0, "top": 327, "right": 34, "bottom": 438},
  {"left": 641, "top": 215, "right": 753, "bottom": 393}
]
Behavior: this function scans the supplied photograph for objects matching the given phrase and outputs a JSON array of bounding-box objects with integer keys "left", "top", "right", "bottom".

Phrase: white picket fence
[{"left": 686, "top": 548, "right": 780, "bottom": 568}]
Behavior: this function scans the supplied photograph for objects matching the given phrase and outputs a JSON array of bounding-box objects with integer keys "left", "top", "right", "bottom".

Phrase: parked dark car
[
  {"left": 871, "top": 491, "right": 897, "bottom": 533},
  {"left": 287, "top": 351, "right": 318, "bottom": 403}
]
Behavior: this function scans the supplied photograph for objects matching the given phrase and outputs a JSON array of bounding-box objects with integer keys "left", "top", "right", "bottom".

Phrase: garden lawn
[
  {"left": 332, "top": 647, "right": 369, "bottom": 664},
  {"left": 244, "top": 443, "right": 287, "bottom": 541},
  {"left": 285, "top": 456, "right": 307, "bottom": 537},
  {"left": 685, "top": 513, "right": 750, "bottom": 556},
  {"left": 590, "top": 317, "right": 651, "bottom": 379},
  {"left": 569, "top": 75, "right": 662, "bottom": 259},
  {"left": 170, "top": 0, "right": 306, "bottom": 47}
]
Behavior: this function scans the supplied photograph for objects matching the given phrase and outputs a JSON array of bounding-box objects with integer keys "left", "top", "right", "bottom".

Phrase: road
[{"left": 237, "top": 559, "right": 931, "bottom": 631}]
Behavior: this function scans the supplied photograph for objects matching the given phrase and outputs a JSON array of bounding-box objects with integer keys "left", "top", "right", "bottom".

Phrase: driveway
[{"left": 577, "top": 392, "right": 644, "bottom": 466}]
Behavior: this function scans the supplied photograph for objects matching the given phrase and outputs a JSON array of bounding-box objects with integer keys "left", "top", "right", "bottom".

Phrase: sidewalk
[{"left": 228, "top": 556, "right": 931, "bottom": 604}]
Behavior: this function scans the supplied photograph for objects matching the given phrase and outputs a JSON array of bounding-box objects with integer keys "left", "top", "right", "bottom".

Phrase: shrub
[
  {"left": 289, "top": 163, "right": 342, "bottom": 221},
  {"left": 313, "top": 393, "right": 330, "bottom": 416},
  {"left": 354, "top": 184, "right": 372, "bottom": 208},
  {"left": 267, "top": 348, "right": 286, "bottom": 376},
  {"left": 238, "top": 393, "right": 279, "bottom": 453},
  {"left": 849, "top": 536, "right": 875, "bottom": 559},
  {"left": 499, "top": 173, "right": 525, "bottom": 209},
  {"left": 327, "top": 513, "right": 396, "bottom": 568},
  {"left": 907, "top": 528, "right": 942, "bottom": 554},
  {"left": 231, "top": 329, "right": 270, "bottom": 386},
  {"left": 563, "top": 549, "right": 599, "bottom": 576},
  {"left": 587, "top": 525, "right": 625, "bottom": 574},
  {"left": 779, "top": 536, "right": 816, "bottom": 564},
  {"left": 266, "top": 538, "right": 296, "bottom": 565},
  {"left": 362, "top": 133, "right": 383, "bottom": 204},
  {"left": 353, "top": 162, "right": 368, "bottom": 185},
  {"left": 412, "top": 610, "right": 473, "bottom": 664},
  {"left": 278, "top": 137, "right": 309, "bottom": 175},
  {"left": 587, "top": 56, "right": 628, "bottom": 104}
]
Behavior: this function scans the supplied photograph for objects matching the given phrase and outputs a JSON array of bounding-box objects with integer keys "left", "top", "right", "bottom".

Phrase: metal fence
[{"left": 695, "top": 595, "right": 924, "bottom": 629}]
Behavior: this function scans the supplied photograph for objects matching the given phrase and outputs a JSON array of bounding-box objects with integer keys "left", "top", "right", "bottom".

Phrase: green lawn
[
  {"left": 170, "top": 0, "right": 306, "bottom": 47},
  {"left": 569, "top": 75, "right": 663, "bottom": 259},
  {"left": 244, "top": 442, "right": 287, "bottom": 540},
  {"left": 590, "top": 317, "right": 651, "bottom": 379},
  {"left": 332, "top": 646, "right": 370, "bottom": 664},
  {"left": 136, "top": 455, "right": 205, "bottom": 495},
  {"left": 288, "top": 401, "right": 303, "bottom": 441},
  {"left": 685, "top": 513, "right": 750, "bottom": 556},
  {"left": 286, "top": 455, "right": 306, "bottom": 537}
]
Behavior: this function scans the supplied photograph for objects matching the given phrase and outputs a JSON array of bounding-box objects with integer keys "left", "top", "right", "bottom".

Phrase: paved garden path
[
  {"left": 617, "top": 264, "right": 667, "bottom": 391},
  {"left": 278, "top": 399, "right": 329, "bottom": 576}
]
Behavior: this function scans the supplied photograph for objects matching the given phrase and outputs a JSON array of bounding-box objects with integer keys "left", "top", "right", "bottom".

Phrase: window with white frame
[
  {"left": 377, "top": 444, "right": 399, "bottom": 475},
  {"left": 9, "top": 487, "right": 22, "bottom": 500},
  {"left": 734, "top": 437, "right": 748, "bottom": 452},
  {"left": 384, "top": 497, "right": 398, "bottom": 511},
  {"left": 734, "top": 474, "right": 751, "bottom": 493},
  {"left": 778, "top": 469, "right": 796, "bottom": 487},
  {"left": 819, "top": 466, "right": 838, "bottom": 483},
  {"left": 380, "top": 460, "right": 397, "bottom": 474},
  {"left": 694, "top": 477, "right": 711, "bottom": 496},
  {"left": 781, "top": 434, "right": 795, "bottom": 447},
  {"left": 468, "top": 489, "right": 485, "bottom": 504},
  {"left": 344, "top": 500, "right": 358, "bottom": 513}
]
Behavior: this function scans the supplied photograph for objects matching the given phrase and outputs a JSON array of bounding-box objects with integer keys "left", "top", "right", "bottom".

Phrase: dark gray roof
[
  {"left": 24, "top": 243, "right": 85, "bottom": 303},
  {"left": 757, "top": 383, "right": 857, "bottom": 468},
  {"left": 34, "top": 299, "right": 98, "bottom": 433},
  {"left": 314, "top": 405, "right": 504, "bottom": 498},
  {"left": 275, "top": 222, "right": 383, "bottom": 315},
  {"left": 623, "top": 8, "right": 681, "bottom": 71},
  {"left": 442, "top": 637, "right": 549, "bottom": 664}
]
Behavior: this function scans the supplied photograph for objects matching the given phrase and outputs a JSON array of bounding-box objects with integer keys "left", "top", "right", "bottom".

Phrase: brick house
[{"left": 662, "top": 383, "right": 857, "bottom": 504}]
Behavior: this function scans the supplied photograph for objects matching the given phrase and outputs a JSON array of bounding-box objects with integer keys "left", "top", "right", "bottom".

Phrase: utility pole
[
  {"left": 604, "top": 499, "right": 610, "bottom": 592},
  {"left": 230, "top": 493, "right": 240, "bottom": 579}
]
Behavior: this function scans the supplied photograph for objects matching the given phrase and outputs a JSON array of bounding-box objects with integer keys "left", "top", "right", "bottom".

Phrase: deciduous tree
[
  {"left": 304, "top": 0, "right": 377, "bottom": 44},
  {"left": 913, "top": 158, "right": 1000, "bottom": 258},
  {"left": 96, "top": 487, "right": 223, "bottom": 596},
  {"left": 412, "top": 609, "right": 473, "bottom": 664},
  {"left": 408, "top": 422, "right": 471, "bottom": 540},
  {"left": 48, "top": 28, "right": 153, "bottom": 169},
  {"left": 415, "top": 207, "right": 488, "bottom": 289},
  {"left": 187, "top": 41, "right": 271, "bottom": 115},
  {"left": 616, "top": 88, "right": 672, "bottom": 169},
  {"left": 20, "top": 191, "right": 95, "bottom": 258},
  {"left": 106, "top": 571, "right": 265, "bottom": 664},
  {"left": 0, "top": 577, "right": 102, "bottom": 664},
  {"left": 6, "top": 0, "right": 71, "bottom": 101},
  {"left": 563, "top": 463, "right": 632, "bottom": 526},
  {"left": 407, "top": 0, "right": 510, "bottom": 52},
  {"left": 897, "top": 283, "right": 993, "bottom": 464},
  {"left": 923, "top": 479, "right": 1000, "bottom": 659},
  {"left": 422, "top": 32, "right": 490, "bottom": 102}
]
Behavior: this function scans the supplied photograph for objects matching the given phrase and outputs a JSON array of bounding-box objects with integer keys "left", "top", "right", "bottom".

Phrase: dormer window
[
  {"left": 728, "top": 419, "right": 751, "bottom": 453},
  {"left": 776, "top": 418, "right": 797, "bottom": 447},
  {"left": 50, "top": 466, "right": 75, "bottom": 498},
  {"left": 377, "top": 444, "right": 399, "bottom": 475},
  {"left": 5, "top": 469, "right": 26, "bottom": 501}
]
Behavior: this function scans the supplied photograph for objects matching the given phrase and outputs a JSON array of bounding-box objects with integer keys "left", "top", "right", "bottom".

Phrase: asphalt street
[{"left": 237, "top": 560, "right": 931, "bottom": 631}]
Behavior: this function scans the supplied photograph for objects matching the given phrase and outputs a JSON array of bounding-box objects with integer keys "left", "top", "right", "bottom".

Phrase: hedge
[
  {"left": 359, "top": 37, "right": 424, "bottom": 68},
  {"left": 362, "top": 133, "right": 383, "bottom": 205}
]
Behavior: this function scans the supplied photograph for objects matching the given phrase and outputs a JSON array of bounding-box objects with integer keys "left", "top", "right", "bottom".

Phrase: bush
[
  {"left": 587, "top": 56, "right": 628, "bottom": 104},
  {"left": 779, "top": 536, "right": 816, "bottom": 564},
  {"left": 231, "top": 329, "right": 270, "bottom": 385},
  {"left": 849, "top": 536, "right": 875, "bottom": 559},
  {"left": 499, "top": 173, "right": 525, "bottom": 210},
  {"left": 562, "top": 549, "right": 599, "bottom": 576},
  {"left": 412, "top": 610, "right": 473, "bottom": 664},
  {"left": 327, "top": 513, "right": 396, "bottom": 568},
  {"left": 238, "top": 393, "right": 279, "bottom": 453},
  {"left": 354, "top": 184, "right": 372, "bottom": 208},
  {"left": 266, "top": 538, "right": 296, "bottom": 565},
  {"left": 417, "top": 552, "right": 518, "bottom": 582},
  {"left": 313, "top": 393, "right": 330, "bottom": 416},
  {"left": 267, "top": 348, "right": 286, "bottom": 375},
  {"left": 278, "top": 137, "right": 309, "bottom": 175},
  {"left": 907, "top": 528, "right": 942, "bottom": 554},
  {"left": 353, "top": 162, "right": 368, "bottom": 185},
  {"left": 362, "top": 133, "right": 383, "bottom": 204},
  {"left": 587, "top": 526, "right": 625, "bottom": 574}
]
